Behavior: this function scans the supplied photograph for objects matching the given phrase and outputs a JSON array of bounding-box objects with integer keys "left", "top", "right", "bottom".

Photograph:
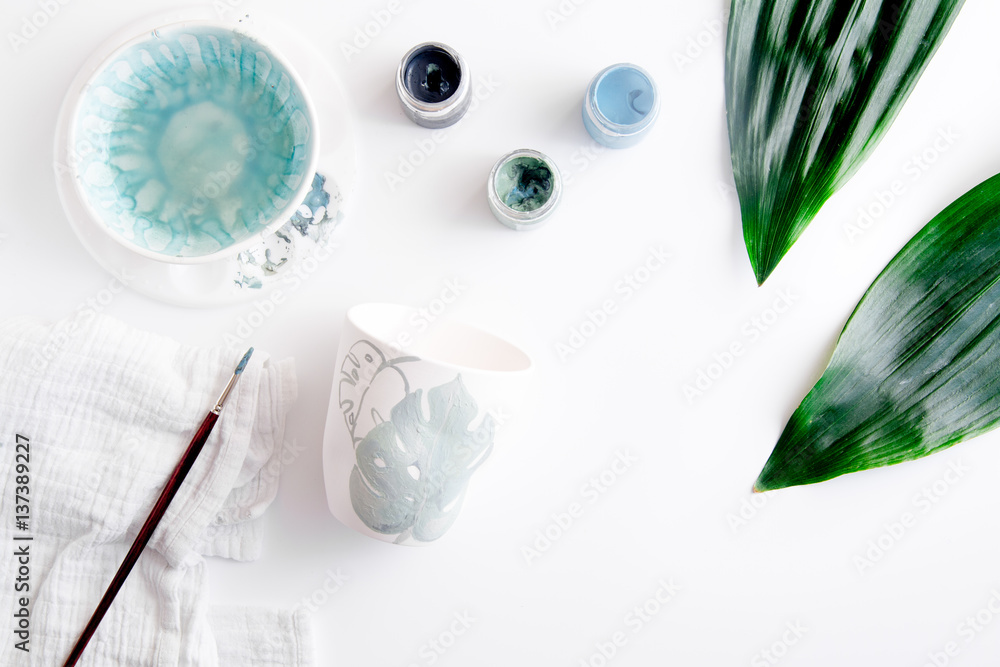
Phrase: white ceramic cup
[{"left": 322, "top": 303, "right": 533, "bottom": 545}]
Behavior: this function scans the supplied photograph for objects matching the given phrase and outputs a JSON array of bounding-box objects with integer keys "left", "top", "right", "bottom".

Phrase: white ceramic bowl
[{"left": 68, "top": 20, "right": 320, "bottom": 264}]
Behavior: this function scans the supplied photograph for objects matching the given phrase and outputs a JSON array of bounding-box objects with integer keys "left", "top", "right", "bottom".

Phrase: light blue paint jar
[{"left": 582, "top": 63, "right": 659, "bottom": 148}]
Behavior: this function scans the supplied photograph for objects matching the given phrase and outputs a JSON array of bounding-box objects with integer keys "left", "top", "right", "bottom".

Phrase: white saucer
[{"left": 54, "top": 8, "right": 357, "bottom": 307}]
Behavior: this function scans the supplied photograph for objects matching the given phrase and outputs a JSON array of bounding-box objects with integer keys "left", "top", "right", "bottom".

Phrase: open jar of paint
[{"left": 582, "top": 63, "right": 659, "bottom": 148}]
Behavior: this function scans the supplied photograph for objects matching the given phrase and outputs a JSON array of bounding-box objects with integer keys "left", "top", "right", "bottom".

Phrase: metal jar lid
[{"left": 396, "top": 42, "right": 471, "bottom": 129}]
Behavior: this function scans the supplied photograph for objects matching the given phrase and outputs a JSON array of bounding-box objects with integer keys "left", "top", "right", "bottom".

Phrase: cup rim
[
  {"left": 67, "top": 19, "right": 321, "bottom": 265},
  {"left": 345, "top": 303, "right": 534, "bottom": 375}
]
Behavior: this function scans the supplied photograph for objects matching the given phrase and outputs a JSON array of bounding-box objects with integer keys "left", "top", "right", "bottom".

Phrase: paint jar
[
  {"left": 582, "top": 63, "right": 659, "bottom": 148},
  {"left": 396, "top": 42, "right": 471, "bottom": 128},
  {"left": 487, "top": 149, "right": 562, "bottom": 230}
]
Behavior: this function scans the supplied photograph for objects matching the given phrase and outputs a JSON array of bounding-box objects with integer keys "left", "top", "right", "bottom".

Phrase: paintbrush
[{"left": 62, "top": 347, "right": 254, "bottom": 667}]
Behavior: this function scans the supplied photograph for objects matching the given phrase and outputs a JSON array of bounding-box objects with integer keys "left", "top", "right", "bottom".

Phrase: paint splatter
[{"left": 235, "top": 172, "right": 343, "bottom": 289}]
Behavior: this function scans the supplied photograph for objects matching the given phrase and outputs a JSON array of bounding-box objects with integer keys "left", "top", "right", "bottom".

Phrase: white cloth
[{"left": 0, "top": 314, "right": 312, "bottom": 666}]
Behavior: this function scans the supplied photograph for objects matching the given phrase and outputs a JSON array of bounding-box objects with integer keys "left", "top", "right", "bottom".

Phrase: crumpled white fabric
[{"left": 0, "top": 314, "right": 312, "bottom": 666}]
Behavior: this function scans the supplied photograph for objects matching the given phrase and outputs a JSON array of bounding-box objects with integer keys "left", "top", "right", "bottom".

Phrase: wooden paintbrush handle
[{"left": 62, "top": 411, "right": 219, "bottom": 667}]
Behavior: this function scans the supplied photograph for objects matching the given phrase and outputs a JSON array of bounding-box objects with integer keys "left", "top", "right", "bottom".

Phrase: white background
[{"left": 5, "top": 0, "right": 1000, "bottom": 665}]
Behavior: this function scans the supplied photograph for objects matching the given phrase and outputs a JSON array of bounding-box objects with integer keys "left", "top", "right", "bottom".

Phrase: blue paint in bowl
[
  {"left": 71, "top": 23, "right": 318, "bottom": 262},
  {"left": 582, "top": 64, "right": 659, "bottom": 148}
]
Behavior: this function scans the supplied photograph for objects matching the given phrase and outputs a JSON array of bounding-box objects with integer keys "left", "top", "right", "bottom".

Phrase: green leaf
[
  {"left": 349, "top": 375, "right": 495, "bottom": 542},
  {"left": 756, "top": 172, "right": 1000, "bottom": 491},
  {"left": 726, "top": 0, "right": 964, "bottom": 285}
]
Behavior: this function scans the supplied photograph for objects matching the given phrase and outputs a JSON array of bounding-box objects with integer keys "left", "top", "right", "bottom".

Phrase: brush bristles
[{"left": 235, "top": 347, "right": 253, "bottom": 375}]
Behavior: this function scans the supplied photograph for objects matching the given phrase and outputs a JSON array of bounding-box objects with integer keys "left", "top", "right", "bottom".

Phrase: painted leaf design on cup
[
  {"left": 338, "top": 340, "right": 417, "bottom": 446},
  {"left": 350, "top": 375, "right": 495, "bottom": 543}
]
